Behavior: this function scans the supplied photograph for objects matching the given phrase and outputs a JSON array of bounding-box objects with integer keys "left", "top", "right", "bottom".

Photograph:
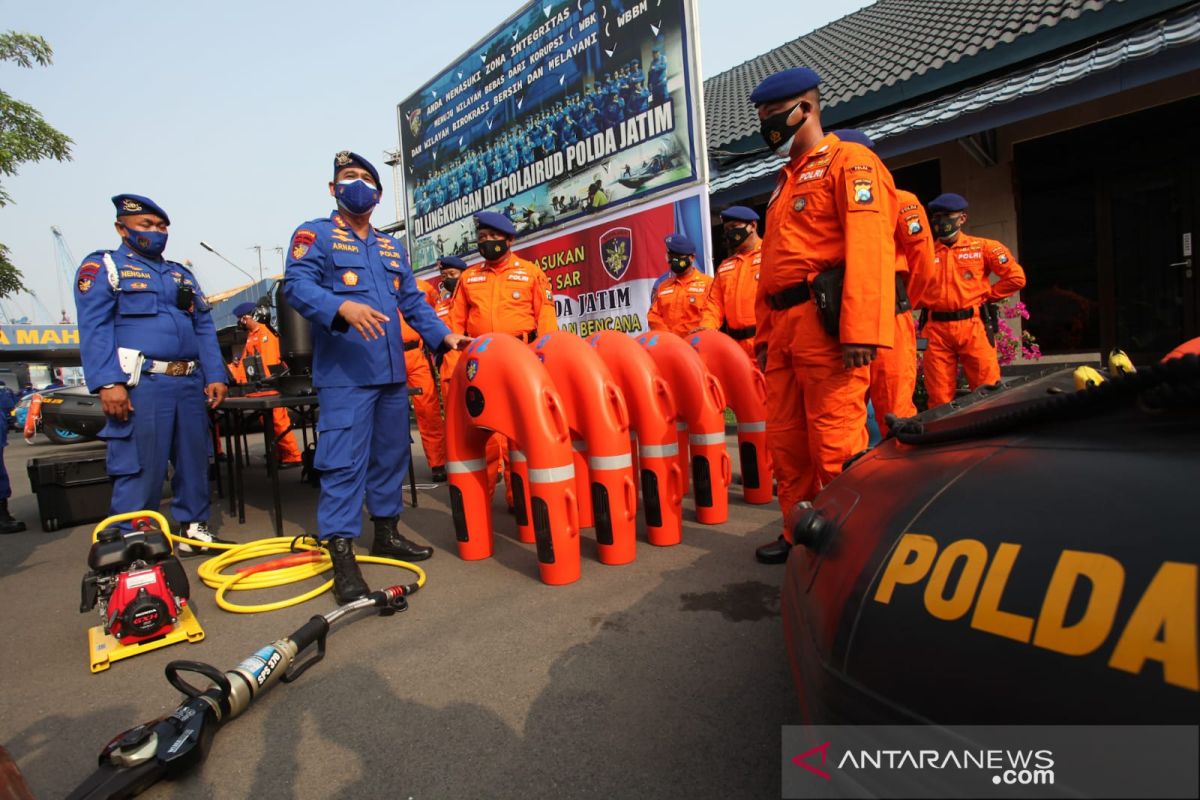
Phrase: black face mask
[
  {"left": 442, "top": 276, "right": 459, "bottom": 292},
  {"left": 668, "top": 256, "right": 691, "bottom": 274},
  {"left": 932, "top": 217, "right": 961, "bottom": 241},
  {"left": 724, "top": 227, "right": 751, "bottom": 250},
  {"left": 759, "top": 102, "right": 805, "bottom": 156},
  {"left": 478, "top": 239, "right": 508, "bottom": 261}
]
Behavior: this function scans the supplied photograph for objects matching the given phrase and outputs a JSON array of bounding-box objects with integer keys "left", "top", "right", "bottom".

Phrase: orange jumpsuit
[
  {"left": 647, "top": 267, "right": 713, "bottom": 336},
  {"left": 756, "top": 133, "right": 897, "bottom": 533},
  {"left": 448, "top": 252, "right": 559, "bottom": 506},
  {"left": 922, "top": 233, "right": 1026, "bottom": 407},
  {"left": 868, "top": 189, "right": 933, "bottom": 436},
  {"left": 400, "top": 278, "right": 445, "bottom": 472},
  {"left": 702, "top": 245, "right": 762, "bottom": 360},
  {"left": 240, "top": 325, "right": 303, "bottom": 464},
  {"left": 434, "top": 289, "right": 460, "bottom": 389}
]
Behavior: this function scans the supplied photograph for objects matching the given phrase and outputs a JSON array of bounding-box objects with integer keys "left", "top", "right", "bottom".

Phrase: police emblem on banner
[
  {"left": 465, "top": 358, "right": 479, "bottom": 382},
  {"left": 405, "top": 108, "right": 422, "bottom": 138},
  {"left": 853, "top": 179, "right": 874, "bottom": 204},
  {"left": 599, "top": 226, "right": 632, "bottom": 281}
]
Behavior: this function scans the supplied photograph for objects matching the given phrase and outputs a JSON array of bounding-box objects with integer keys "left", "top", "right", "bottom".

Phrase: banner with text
[
  {"left": 397, "top": 0, "right": 702, "bottom": 269},
  {"left": 420, "top": 184, "right": 709, "bottom": 337}
]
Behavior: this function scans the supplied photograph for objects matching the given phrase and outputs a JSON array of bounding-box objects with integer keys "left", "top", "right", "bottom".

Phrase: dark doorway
[
  {"left": 1016, "top": 95, "right": 1200, "bottom": 359},
  {"left": 891, "top": 159, "right": 942, "bottom": 207}
]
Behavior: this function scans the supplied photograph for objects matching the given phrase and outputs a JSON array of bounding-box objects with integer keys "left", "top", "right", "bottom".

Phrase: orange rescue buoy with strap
[
  {"left": 688, "top": 330, "right": 774, "bottom": 505},
  {"left": 444, "top": 333, "right": 581, "bottom": 585}
]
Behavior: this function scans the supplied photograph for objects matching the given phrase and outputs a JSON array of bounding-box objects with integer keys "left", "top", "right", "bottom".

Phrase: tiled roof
[
  {"left": 702, "top": 0, "right": 1189, "bottom": 153},
  {"left": 709, "top": 2, "right": 1200, "bottom": 195}
]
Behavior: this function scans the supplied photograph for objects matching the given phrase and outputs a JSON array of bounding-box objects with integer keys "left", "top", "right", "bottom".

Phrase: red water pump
[{"left": 80, "top": 518, "right": 192, "bottom": 644}]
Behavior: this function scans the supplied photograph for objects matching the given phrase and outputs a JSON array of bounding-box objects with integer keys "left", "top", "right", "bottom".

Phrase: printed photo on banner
[
  {"left": 417, "top": 185, "right": 710, "bottom": 338},
  {"left": 397, "top": 0, "right": 701, "bottom": 269}
]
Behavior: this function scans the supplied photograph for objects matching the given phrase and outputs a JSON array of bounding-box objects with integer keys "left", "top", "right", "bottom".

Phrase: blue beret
[
  {"left": 664, "top": 233, "right": 695, "bottom": 256},
  {"left": 833, "top": 129, "right": 875, "bottom": 149},
  {"left": 112, "top": 194, "right": 170, "bottom": 225},
  {"left": 928, "top": 193, "right": 969, "bottom": 213},
  {"left": 474, "top": 211, "right": 517, "bottom": 237},
  {"left": 232, "top": 302, "right": 257, "bottom": 318},
  {"left": 438, "top": 255, "right": 467, "bottom": 269},
  {"left": 750, "top": 68, "right": 821, "bottom": 105},
  {"left": 333, "top": 151, "right": 382, "bottom": 191},
  {"left": 720, "top": 206, "right": 760, "bottom": 223}
]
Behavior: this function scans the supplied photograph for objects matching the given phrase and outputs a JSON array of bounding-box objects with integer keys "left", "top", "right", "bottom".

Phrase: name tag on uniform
[
  {"left": 687, "top": 285, "right": 707, "bottom": 293},
  {"left": 466, "top": 275, "right": 487, "bottom": 284}
]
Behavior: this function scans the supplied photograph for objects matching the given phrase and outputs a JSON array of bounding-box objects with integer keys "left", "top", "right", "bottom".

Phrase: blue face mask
[
  {"left": 336, "top": 179, "right": 379, "bottom": 215},
  {"left": 123, "top": 227, "right": 168, "bottom": 258}
]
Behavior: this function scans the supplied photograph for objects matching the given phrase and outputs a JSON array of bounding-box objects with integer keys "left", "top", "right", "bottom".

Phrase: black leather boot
[
  {"left": 430, "top": 465, "right": 447, "bottom": 483},
  {"left": 326, "top": 536, "right": 369, "bottom": 604},
  {"left": 755, "top": 535, "right": 792, "bottom": 565},
  {"left": 370, "top": 516, "right": 433, "bottom": 561},
  {"left": 0, "top": 499, "right": 26, "bottom": 535}
]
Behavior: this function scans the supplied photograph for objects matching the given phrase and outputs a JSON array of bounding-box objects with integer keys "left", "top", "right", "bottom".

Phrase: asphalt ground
[{"left": 0, "top": 430, "right": 798, "bottom": 799}]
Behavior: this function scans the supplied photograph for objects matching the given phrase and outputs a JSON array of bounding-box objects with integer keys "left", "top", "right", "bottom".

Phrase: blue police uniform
[
  {"left": 0, "top": 387, "right": 14, "bottom": 501},
  {"left": 282, "top": 210, "right": 450, "bottom": 540},
  {"left": 74, "top": 228, "right": 224, "bottom": 524}
]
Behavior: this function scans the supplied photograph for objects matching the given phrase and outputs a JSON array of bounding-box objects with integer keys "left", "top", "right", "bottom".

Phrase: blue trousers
[
  {"left": 0, "top": 428, "right": 10, "bottom": 500},
  {"left": 99, "top": 373, "right": 210, "bottom": 523},
  {"left": 315, "top": 384, "right": 411, "bottom": 540}
]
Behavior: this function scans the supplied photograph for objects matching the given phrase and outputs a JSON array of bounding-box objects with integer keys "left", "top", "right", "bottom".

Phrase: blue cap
[
  {"left": 750, "top": 67, "right": 821, "bottom": 105},
  {"left": 232, "top": 301, "right": 257, "bottom": 318},
  {"left": 664, "top": 233, "right": 695, "bottom": 256},
  {"left": 720, "top": 206, "right": 760, "bottom": 223},
  {"left": 833, "top": 129, "right": 875, "bottom": 149},
  {"left": 928, "top": 193, "right": 969, "bottom": 213},
  {"left": 333, "top": 150, "right": 382, "bottom": 190},
  {"left": 474, "top": 210, "right": 517, "bottom": 237},
  {"left": 112, "top": 194, "right": 170, "bottom": 224},
  {"left": 438, "top": 255, "right": 467, "bottom": 269}
]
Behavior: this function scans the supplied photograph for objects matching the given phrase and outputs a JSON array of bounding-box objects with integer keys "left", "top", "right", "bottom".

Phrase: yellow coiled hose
[{"left": 93, "top": 511, "right": 427, "bottom": 614}]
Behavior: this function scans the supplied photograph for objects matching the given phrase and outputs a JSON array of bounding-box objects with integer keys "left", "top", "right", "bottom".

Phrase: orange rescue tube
[
  {"left": 23, "top": 393, "right": 42, "bottom": 440},
  {"left": 688, "top": 330, "right": 773, "bottom": 505},
  {"left": 534, "top": 331, "right": 638, "bottom": 566},
  {"left": 589, "top": 331, "right": 683, "bottom": 546},
  {"left": 445, "top": 333, "right": 580, "bottom": 585},
  {"left": 636, "top": 331, "right": 731, "bottom": 525}
]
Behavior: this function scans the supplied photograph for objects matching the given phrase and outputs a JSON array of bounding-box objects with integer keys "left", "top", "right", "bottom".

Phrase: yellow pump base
[
  {"left": 88, "top": 604, "right": 206, "bottom": 673},
  {"left": 86, "top": 510, "right": 207, "bottom": 674}
]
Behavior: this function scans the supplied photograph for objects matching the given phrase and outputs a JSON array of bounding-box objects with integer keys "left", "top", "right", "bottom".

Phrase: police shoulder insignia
[
  {"left": 998, "top": 253, "right": 1009, "bottom": 264},
  {"left": 853, "top": 179, "right": 874, "bottom": 205},
  {"left": 907, "top": 217, "right": 922, "bottom": 235},
  {"left": 292, "top": 229, "right": 316, "bottom": 260},
  {"left": 342, "top": 270, "right": 359, "bottom": 286},
  {"left": 77, "top": 276, "right": 94, "bottom": 294},
  {"left": 465, "top": 358, "right": 479, "bottom": 381}
]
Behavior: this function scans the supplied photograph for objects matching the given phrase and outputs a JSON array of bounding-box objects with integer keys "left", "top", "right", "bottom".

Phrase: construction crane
[{"left": 51, "top": 225, "right": 79, "bottom": 323}]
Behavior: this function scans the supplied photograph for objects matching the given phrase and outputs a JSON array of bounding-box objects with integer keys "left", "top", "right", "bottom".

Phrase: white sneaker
[{"left": 177, "top": 521, "right": 226, "bottom": 557}]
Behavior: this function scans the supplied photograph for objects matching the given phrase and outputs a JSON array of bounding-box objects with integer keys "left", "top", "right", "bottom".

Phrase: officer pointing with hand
[
  {"left": 284, "top": 152, "right": 471, "bottom": 603},
  {"left": 74, "top": 195, "right": 228, "bottom": 553}
]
